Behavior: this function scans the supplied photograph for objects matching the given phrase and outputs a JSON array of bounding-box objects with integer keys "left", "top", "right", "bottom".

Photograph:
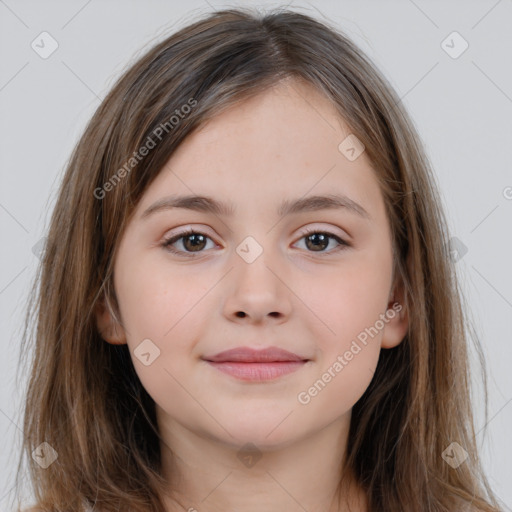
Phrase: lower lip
[{"left": 205, "top": 361, "right": 307, "bottom": 381}]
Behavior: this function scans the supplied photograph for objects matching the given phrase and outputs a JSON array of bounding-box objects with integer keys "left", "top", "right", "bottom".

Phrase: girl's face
[{"left": 97, "top": 79, "right": 408, "bottom": 450}]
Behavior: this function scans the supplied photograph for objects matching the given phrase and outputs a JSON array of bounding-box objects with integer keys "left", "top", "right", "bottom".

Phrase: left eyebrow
[{"left": 140, "top": 193, "right": 371, "bottom": 221}]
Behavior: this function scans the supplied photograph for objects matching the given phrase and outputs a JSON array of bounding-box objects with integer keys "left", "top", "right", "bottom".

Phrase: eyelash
[{"left": 161, "top": 227, "right": 350, "bottom": 258}]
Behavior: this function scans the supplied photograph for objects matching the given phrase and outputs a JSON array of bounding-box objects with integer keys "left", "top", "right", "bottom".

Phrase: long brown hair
[{"left": 12, "top": 6, "right": 504, "bottom": 512}]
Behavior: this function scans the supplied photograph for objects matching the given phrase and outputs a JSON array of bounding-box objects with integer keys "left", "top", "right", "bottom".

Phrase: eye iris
[
  {"left": 305, "top": 233, "right": 329, "bottom": 252},
  {"left": 183, "top": 233, "right": 207, "bottom": 252}
]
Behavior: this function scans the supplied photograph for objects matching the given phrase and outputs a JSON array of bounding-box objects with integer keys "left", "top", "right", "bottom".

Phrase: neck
[{"left": 157, "top": 413, "right": 367, "bottom": 512}]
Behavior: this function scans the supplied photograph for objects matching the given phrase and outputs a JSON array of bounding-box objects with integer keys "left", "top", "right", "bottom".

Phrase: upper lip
[{"left": 203, "top": 346, "right": 308, "bottom": 363}]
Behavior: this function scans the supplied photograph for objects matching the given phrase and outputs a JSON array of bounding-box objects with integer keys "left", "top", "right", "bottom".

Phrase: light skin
[{"left": 96, "top": 78, "right": 409, "bottom": 512}]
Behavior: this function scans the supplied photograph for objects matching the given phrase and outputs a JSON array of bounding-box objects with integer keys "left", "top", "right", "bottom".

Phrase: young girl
[{"left": 13, "top": 6, "right": 505, "bottom": 512}]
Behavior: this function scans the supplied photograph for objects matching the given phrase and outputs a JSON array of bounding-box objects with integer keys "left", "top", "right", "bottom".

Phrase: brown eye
[
  {"left": 304, "top": 232, "right": 329, "bottom": 252},
  {"left": 162, "top": 229, "right": 214, "bottom": 256},
  {"left": 295, "top": 229, "right": 349, "bottom": 255},
  {"left": 161, "top": 227, "right": 349, "bottom": 258},
  {"left": 180, "top": 233, "right": 208, "bottom": 252}
]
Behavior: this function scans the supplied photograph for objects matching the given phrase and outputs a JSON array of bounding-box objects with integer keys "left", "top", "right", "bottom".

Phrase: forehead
[
  {"left": 185, "top": 80, "right": 353, "bottom": 160},
  {"left": 136, "top": 80, "right": 384, "bottom": 223}
]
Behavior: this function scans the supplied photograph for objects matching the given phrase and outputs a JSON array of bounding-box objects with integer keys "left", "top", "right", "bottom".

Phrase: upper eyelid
[{"left": 163, "top": 224, "right": 348, "bottom": 240}]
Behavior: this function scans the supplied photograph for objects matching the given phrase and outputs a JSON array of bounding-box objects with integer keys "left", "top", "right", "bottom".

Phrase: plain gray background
[{"left": 1, "top": 0, "right": 511, "bottom": 509}]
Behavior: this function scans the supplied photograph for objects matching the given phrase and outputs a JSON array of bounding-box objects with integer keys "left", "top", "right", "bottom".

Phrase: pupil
[
  {"left": 306, "top": 233, "right": 327, "bottom": 251},
  {"left": 185, "top": 234, "right": 206, "bottom": 251}
]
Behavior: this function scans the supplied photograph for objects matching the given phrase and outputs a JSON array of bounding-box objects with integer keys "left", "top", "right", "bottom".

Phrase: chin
[{"left": 213, "top": 416, "right": 302, "bottom": 451}]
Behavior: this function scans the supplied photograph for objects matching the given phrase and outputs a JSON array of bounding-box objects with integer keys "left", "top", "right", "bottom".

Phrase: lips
[
  {"left": 202, "top": 346, "right": 309, "bottom": 382},
  {"left": 203, "top": 346, "right": 307, "bottom": 363}
]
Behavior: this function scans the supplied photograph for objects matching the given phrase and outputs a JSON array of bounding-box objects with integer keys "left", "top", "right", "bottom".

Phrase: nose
[{"left": 223, "top": 250, "right": 292, "bottom": 325}]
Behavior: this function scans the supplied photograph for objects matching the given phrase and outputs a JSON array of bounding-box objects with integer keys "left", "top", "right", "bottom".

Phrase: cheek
[
  {"left": 296, "top": 245, "right": 391, "bottom": 413},
  {"left": 304, "top": 249, "right": 392, "bottom": 346},
  {"left": 294, "top": 257, "right": 389, "bottom": 414},
  {"left": 114, "top": 252, "right": 208, "bottom": 343},
  {"left": 295, "top": 346, "right": 379, "bottom": 427},
  {"left": 114, "top": 253, "right": 217, "bottom": 386},
  {"left": 113, "top": 258, "right": 206, "bottom": 409}
]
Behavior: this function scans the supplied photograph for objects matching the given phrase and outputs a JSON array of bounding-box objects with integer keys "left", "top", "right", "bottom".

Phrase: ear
[
  {"left": 381, "top": 277, "right": 409, "bottom": 349},
  {"left": 95, "top": 295, "right": 127, "bottom": 345}
]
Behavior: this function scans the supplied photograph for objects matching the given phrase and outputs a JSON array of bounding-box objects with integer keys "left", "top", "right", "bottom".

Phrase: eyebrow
[{"left": 141, "top": 193, "right": 371, "bottom": 221}]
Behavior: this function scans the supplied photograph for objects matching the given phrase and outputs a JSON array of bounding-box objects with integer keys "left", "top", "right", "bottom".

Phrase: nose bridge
[{"left": 233, "top": 232, "right": 280, "bottom": 290}]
